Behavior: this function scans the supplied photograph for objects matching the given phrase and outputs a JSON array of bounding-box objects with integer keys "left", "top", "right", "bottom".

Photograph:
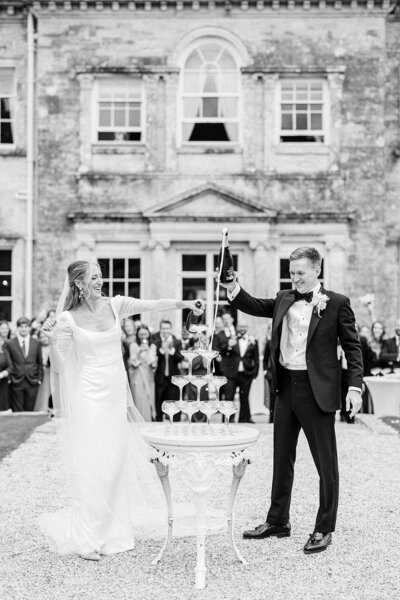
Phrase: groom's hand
[
  {"left": 215, "top": 270, "right": 238, "bottom": 293},
  {"left": 346, "top": 389, "right": 362, "bottom": 418}
]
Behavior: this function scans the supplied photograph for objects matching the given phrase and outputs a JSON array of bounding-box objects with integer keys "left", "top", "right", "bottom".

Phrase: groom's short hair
[{"left": 289, "top": 246, "right": 322, "bottom": 267}]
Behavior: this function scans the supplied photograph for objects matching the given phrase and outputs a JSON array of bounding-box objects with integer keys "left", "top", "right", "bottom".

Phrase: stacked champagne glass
[{"left": 161, "top": 338, "right": 239, "bottom": 434}]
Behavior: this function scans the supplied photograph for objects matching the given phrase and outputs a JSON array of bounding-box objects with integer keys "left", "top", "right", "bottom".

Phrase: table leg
[
  {"left": 227, "top": 459, "right": 248, "bottom": 565},
  {"left": 151, "top": 460, "right": 173, "bottom": 566},
  {"left": 193, "top": 488, "right": 208, "bottom": 589}
]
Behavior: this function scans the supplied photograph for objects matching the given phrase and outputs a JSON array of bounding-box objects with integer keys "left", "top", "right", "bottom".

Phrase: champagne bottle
[
  {"left": 186, "top": 300, "right": 205, "bottom": 334},
  {"left": 217, "top": 228, "right": 235, "bottom": 284}
]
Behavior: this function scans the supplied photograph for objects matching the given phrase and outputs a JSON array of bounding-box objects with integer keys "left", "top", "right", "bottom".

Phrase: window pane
[
  {"left": 200, "top": 44, "right": 220, "bottom": 62},
  {"left": 220, "top": 98, "right": 237, "bottom": 118},
  {"left": 219, "top": 50, "right": 236, "bottom": 70},
  {"left": 296, "top": 113, "right": 308, "bottom": 130},
  {"left": 128, "top": 107, "right": 140, "bottom": 127},
  {"left": 113, "top": 282, "right": 125, "bottom": 296},
  {"left": 102, "top": 281, "right": 110, "bottom": 296},
  {"left": 114, "top": 105, "right": 126, "bottom": 127},
  {"left": 128, "top": 259, "right": 140, "bottom": 279},
  {"left": 188, "top": 122, "right": 229, "bottom": 142},
  {"left": 98, "top": 132, "right": 115, "bottom": 141},
  {"left": 1, "top": 98, "right": 11, "bottom": 119},
  {"left": 128, "top": 282, "right": 140, "bottom": 298},
  {"left": 311, "top": 113, "right": 322, "bottom": 130},
  {"left": 203, "top": 97, "right": 219, "bottom": 118},
  {"left": 0, "top": 122, "right": 13, "bottom": 144},
  {"left": 0, "top": 275, "right": 11, "bottom": 296},
  {"left": 182, "top": 278, "right": 206, "bottom": 301},
  {"left": 280, "top": 259, "right": 290, "bottom": 279},
  {"left": 185, "top": 50, "right": 202, "bottom": 70},
  {"left": 99, "top": 107, "right": 112, "bottom": 127},
  {"left": 113, "top": 259, "right": 125, "bottom": 279},
  {"left": 203, "top": 71, "right": 218, "bottom": 94},
  {"left": 0, "top": 251, "right": 12, "bottom": 271},
  {"left": 281, "top": 114, "right": 293, "bottom": 130},
  {"left": 280, "top": 281, "right": 292, "bottom": 291},
  {"left": 0, "top": 69, "right": 14, "bottom": 94},
  {"left": 0, "top": 301, "right": 11, "bottom": 321},
  {"left": 123, "top": 131, "right": 141, "bottom": 141},
  {"left": 219, "top": 73, "right": 237, "bottom": 93},
  {"left": 184, "top": 73, "right": 201, "bottom": 93},
  {"left": 182, "top": 255, "right": 206, "bottom": 271},
  {"left": 184, "top": 98, "right": 201, "bottom": 118}
]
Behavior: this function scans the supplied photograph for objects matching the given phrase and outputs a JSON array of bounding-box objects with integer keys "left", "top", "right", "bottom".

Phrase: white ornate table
[
  {"left": 141, "top": 422, "right": 260, "bottom": 590},
  {"left": 363, "top": 375, "right": 400, "bottom": 417}
]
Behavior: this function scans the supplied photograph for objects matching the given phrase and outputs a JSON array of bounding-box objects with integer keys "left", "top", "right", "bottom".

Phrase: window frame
[
  {"left": 92, "top": 76, "right": 146, "bottom": 145},
  {"left": 97, "top": 256, "right": 141, "bottom": 301},
  {"left": 278, "top": 78, "right": 329, "bottom": 145},
  {"left": 177, "top": 38, "right": 243, "bottom": 148},
  {"left": 0, "top": 67, "right": 16, "bottom": 148}
]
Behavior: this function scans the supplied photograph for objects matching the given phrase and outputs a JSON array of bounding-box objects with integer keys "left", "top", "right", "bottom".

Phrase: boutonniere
[
  {"left": 311, "top": 292, "right": 329, "bottom": 317},
  {"left": 248, "top": 335, "right": 255, "bottom": 345}
]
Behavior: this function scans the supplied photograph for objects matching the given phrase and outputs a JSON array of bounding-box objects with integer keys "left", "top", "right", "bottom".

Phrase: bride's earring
[{"left": 78, "top": 288, "right": 84, "bottom": 303}]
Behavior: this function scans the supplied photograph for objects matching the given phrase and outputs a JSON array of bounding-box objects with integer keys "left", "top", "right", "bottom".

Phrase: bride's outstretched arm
[{"left": 115, "top": 295, "right": 204, "bottom": 320}]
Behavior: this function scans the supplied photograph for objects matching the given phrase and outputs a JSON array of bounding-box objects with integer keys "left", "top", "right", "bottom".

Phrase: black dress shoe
[
  {"left": 243, "top": 521, "right": 291, "bottom": 539},
  {"left": 303, "top": 532, "right": 332, "bottom": 554}
]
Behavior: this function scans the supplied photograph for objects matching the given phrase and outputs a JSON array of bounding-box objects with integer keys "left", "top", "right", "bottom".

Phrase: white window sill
[
  {"left": 276, "top": 143, "right": 329, "bottom": 155},
  {"left": 91, "top": 143, "right": 145, "bottom": 155},
  {"left": 0, "top": 145, "right": 22, "bottom": 156},
  {"left": 177, "top": 145, "right": 242, "bottom": 155}
]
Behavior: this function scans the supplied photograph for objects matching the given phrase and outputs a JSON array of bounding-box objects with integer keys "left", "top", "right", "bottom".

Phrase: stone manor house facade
[{"left": 1, "top": 0, "right": 400, "bottom": 336}]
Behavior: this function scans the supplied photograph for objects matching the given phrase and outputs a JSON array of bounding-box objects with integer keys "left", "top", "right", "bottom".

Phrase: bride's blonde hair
[{"left": 63, "top": 260, "right": 100, "bottom": 311}]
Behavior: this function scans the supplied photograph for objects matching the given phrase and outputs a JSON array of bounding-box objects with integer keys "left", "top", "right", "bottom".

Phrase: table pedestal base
[{"left": 151, "top": 456, "right": 250, "bottom": 589}]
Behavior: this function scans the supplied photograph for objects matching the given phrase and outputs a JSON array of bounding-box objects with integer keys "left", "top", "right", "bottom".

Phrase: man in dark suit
[
  {"left": 7, "top": 317, "right": 44, "bottom": 412},
  {"left": 379, "top": 318, "right": 400, "bottom": 369},
  {"left": 214, "top": 319, "right": 259, "bottom": 422},
  {"left": 224, "top": 246, "right": 363, "bottom": 554},
  {"left": 154, "top": 319, "right": 182, "bottom": 421}
]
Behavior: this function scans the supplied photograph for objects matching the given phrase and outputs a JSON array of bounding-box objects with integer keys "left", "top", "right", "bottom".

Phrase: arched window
[{"left": 180, "top": 39, "right": 240, "bottom": 144}]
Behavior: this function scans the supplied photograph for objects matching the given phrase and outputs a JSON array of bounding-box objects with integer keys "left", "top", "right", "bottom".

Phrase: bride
[{"left": 39, "top": 259, "right": 203, "bottom": 561}]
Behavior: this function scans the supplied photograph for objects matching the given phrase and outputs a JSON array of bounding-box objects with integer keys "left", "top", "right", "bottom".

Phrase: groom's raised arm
[{"left": 228, "top": 286, "right": 276, "bottom": 319}]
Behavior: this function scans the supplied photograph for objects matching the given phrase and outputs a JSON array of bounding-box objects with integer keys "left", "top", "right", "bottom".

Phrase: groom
[{"left": 225, "top": 246, "right": 363, "bottom": 553}]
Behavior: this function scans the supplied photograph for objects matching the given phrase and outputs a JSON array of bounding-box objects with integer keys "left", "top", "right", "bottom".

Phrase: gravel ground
[{"left": 0, "top": 417, "right": 399, "bottom": 600}]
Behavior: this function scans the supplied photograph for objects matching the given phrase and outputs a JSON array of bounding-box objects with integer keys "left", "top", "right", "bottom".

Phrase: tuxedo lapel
[
  {"left": 306, "top": 286, "right": 327, "bottom": 347},
  {"left": 273, "top": 292, "right": 296, "bottom": 334}
]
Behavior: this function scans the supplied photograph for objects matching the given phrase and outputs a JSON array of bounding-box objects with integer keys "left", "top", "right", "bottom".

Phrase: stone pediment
[{"left": 144, "top": 183, "right": 275, "bottom": 221}]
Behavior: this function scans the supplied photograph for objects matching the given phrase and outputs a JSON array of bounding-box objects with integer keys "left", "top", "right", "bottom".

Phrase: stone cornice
[
  {"left": 276, "top": 210, "right": 357, "bottom": 223},
  {"left": 0, "top": 0, "right": 394, "bottom": 15}
]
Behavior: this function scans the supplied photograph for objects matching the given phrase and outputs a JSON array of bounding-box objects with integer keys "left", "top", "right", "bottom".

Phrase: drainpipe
[{"left": 26, "top": 10, "right": 36, "bottom": 317}]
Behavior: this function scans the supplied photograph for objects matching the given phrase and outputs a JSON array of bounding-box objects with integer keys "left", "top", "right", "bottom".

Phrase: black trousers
[
  {"left": 154, "top": 377, "right": 180, "bottom": 422},
  {"left": 223, "top": 373, "right": 253, "bottom": 422},
  {"left": 266, "top": 369, "right": 339, "bottom": 534},
  {"left": 11, "top": 380, "right": 39, "bottom": 412}
]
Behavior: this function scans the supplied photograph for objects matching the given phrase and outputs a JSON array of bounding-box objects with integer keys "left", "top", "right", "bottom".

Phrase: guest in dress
[
  {"left": 122, "top": 318, "right": 136, "bottom": 373},
  {"left": 369, "top": 320, "right": 386, "bottom": 369},
  {"left": 35, "top": 329, "right": 52, "bottom": 412},
  {"left": 187, "top": 330, "right": 208, "bottom": 422},
  {"left": 127, "top": 324, "right": 157, "bottom": 421},
  {"left": 380, "top": 318, "right": 400, "bottom": 370},
  {"left": 0, "top": 321, "right": 12, "bottom": 411}
]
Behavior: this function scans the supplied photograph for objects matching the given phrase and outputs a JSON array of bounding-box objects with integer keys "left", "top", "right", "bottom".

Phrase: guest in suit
[
  {"left": 7, "top": 317, "right": 44, "bottom": 412},
  {"left": 217, "top": 320, "right": 259, "bottom": 423},
  {"left": 127, "top": 324, "right": 157, "bottom": 421},
  {"left": 212, "top": 311, "right": 237, "bottom": 403},
  {"left": 379, "top": 318, "right": 400, "bottom": 369},
  {"left": 223, "top": 246, "right": 363, "bottom": 554},
  {"left": 0, "top": 321, "right": 12, "bottom": 411},
  {"left": 154, "top": 319, "right": 182, "bottom": 421},
  {"left": 35, "top": 329, "right": 52, "bottom": 412}
]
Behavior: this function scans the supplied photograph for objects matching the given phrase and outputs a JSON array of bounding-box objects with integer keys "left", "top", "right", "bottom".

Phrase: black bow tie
[{"left": 294, "top": 290, "right": 313, "bottom": 303}]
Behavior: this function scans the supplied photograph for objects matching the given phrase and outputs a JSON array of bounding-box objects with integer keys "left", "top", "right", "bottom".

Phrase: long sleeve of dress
[
  {"left": 49, "top": 313, "right": 73, "bottom": 374},
  {"left": 114, "top": 295, "right": 180, "bottom": 321}
]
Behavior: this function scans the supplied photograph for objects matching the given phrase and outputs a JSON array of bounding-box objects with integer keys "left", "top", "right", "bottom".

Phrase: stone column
[{"left": 77, "top": 74, "right": 94, "bottom": 170}]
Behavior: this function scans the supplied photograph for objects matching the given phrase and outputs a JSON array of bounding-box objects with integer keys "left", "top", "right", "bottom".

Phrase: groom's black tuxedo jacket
[{"left": 230, "top": 287, "right": 363, "bottom": 413}]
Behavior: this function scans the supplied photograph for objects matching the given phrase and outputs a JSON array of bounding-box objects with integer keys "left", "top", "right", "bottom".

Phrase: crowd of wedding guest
[{"left": 1, "top": 294, "right": 400, "bottom": 423}]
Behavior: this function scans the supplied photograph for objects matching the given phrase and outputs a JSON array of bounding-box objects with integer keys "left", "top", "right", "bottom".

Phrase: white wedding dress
[{"left": 38, "top": 295, "right": 182, "bottom": 556}]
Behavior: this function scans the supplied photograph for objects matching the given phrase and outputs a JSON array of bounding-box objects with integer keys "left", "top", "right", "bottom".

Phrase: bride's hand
[
  {"left": 184, "top": 299, "right": 205, "bottom": 315},
  {"left": 41, "top": 316, "right": 57, "bottom": 339}
]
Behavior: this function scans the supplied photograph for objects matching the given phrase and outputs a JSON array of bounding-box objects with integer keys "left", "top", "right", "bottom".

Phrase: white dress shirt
[
  {"left": 238, "top": 334, "right": 249, "bottom": 372},
  {"left": 280, "top": 283, "right": 321, "bottom": 370},
  {"left": 17, "top": 334, "right": 30, "bottom": 357}
]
